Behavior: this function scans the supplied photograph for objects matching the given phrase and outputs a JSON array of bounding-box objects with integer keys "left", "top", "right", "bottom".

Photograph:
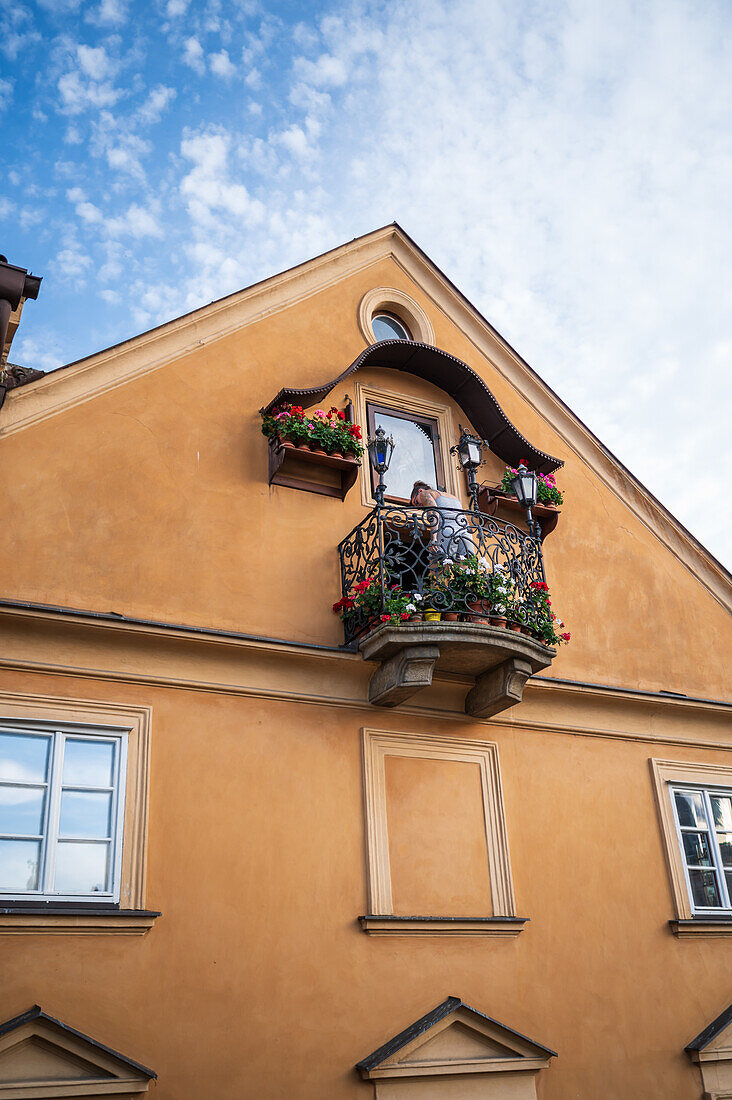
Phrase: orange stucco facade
[{"left": 0, "top": 226, "right": 730, "bottom": 1098}]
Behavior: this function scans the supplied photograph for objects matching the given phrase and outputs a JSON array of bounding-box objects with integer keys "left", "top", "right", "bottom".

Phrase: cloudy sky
[{"left": 1, "top": 0, "right": 730, "bottom": 565}]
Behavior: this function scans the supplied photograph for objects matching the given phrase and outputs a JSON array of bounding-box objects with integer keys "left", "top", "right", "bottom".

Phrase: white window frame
[
  {"left": 0, "top": 721, "right": 128, "bottom": 904},
  {"left": 670, "top": 783, "right": 732, "bottom": 915}
]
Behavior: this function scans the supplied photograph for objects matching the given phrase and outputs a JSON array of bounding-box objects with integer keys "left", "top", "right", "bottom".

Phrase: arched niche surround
[{"left": 261, "top": 340, "right": 563, "bottom": 474}]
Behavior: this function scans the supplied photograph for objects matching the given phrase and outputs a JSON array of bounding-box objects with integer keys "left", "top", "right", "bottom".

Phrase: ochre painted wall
[
  {"left": 1, "top": 665, "right": 729, "bottom": 1099},
  {"left": 0, "top": 254, "right": 729, "bottom": 695},
  {"left": 0, "top": 246, "right": 730, "bottom": 1098}
]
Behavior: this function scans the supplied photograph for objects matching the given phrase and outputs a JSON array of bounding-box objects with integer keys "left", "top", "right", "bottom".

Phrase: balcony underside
[{"left": 359, "top": 622, "right": 555, "bottom": 717}]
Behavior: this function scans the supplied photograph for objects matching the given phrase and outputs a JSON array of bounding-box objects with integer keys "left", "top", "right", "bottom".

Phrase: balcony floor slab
[{"left": 359, "top": 622, "right": 555, "bottom": 717}]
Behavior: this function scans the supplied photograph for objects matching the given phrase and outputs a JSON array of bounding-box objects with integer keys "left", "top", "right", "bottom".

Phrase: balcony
[{"left": 337, "top": 504, "right": 556, "bottom": 716}]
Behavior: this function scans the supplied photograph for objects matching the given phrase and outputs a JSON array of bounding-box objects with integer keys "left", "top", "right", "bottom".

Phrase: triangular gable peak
[
  {"left": 687, "top": 1003, "right": 732, "bottom": 1099},
  {"left": 1, "top": 221, "right": 728, "bottom": 609},
  {"left": 357, "top": 996, "right": 555, "bottom": 1097},
  {"left": 0, "top": 1005, "right": 156, "bottom": 1098}
]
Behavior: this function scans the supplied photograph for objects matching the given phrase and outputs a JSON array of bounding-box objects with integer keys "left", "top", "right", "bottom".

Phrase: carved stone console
[{"left": 359, "top": 623, "right": 555, "bottom": 717}]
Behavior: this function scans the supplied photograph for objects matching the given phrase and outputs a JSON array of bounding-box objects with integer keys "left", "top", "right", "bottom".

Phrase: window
[
  {"left": 0, "top": 725, "right": 127, "bottom": 902},
  {"left": 651, "top": 758, "right": 732, "bottom": 934},
  {"left": 672, "top": 786, "right": 732, "bottom": 912},
  {"left": 371, "top": 312, "right": 411, "bottom": 342},
  {"left": 366, "top": 401, "right": 445, "bottom": 503}
]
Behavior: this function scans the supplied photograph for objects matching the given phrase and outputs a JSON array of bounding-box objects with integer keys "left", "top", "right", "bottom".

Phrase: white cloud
[
  {"left": 293, "top": 52, "right": 348, "bottom": 87},
  {"left": 106, "top": 203, "right": 164, "bottom": 239},
  {"left": 166, "top": 0, "right": 189, "bottom": 17},
  {"left": 76, "top": 44, "right": 117, "bottom": 81},
  {"left": 137, "top": 84, "right": 176, "bottom": 124},
  {"left": 182, "top": 36, "right": 205, "bottom": 74},
  {"left": 209, "top": 49, "right": 236, "bottom": 79},
  {"left": 85, "top": 0, "right": 129, "bottom": 26}
]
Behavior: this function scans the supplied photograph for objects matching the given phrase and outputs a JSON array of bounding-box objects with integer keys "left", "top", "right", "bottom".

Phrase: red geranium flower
[{"left": 380, "top": 614, "right": 391, "bottom": 622}]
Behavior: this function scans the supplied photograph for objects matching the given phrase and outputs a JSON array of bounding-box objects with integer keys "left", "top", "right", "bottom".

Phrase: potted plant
[
  {"left": 525, "top": 581, "right": 571, "bottom": 646},
  {"left": 333, "top": 577, "right": 413, "bottom": 633},
  {"left": 500, "top": 465, "right": 564, "bottom": 507},
  {"left": 447, "top": 555, "right": 492, "bottom": 623},
  {"left": 261, "top": 403, "right": 365, "bottom": 460}
]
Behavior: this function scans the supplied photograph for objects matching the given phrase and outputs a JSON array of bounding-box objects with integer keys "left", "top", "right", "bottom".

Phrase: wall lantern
[
  {"left": 510, "top": 463, "right": 539, "bottom": 539},
  {"left": 450, "top": 426, "right": 487, "bottom": 512},
  {"left": 367, "top": 425, "right": 394, "bottom": 506}
]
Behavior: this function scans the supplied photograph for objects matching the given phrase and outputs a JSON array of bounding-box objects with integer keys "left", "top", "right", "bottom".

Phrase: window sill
[
  {"left": 670, "top": 918, "right": 732, "bottom": 937},
  {"left": 358, "top": 915, "right": 527, "bottom": 937},
  {"left": 0, "top": 907, "right": 161, "bottom": 935}
]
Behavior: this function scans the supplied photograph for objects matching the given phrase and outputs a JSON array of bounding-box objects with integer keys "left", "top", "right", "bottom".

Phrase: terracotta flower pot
[
  {"left": 490, "top": 616, "right": 508, "bottom": 629},
  {"left": 520, "top": 625, "right": 532, "bottom": 635},
  {"left": 442, "top": 612, "right": 459, "bottom": 622},
  {"left": 330, "top": 449, "right": 344, "bottom": 460},
  {"left": 309, "top": 443, "right": 327, "bottom": 455},
  {"left": 409, "top": 613, "right": 423, "bottom": 622},
  {"left": 296, "top": 442, "right": 310, "bottom": 452},
  {"left": 466, "top": 599, "right": 491, "bottom": 624},
  {"left": 508, "top": 621, "right": 523, "bottom": 632},
  {"left": 279, "top": 439, "right": 296, "bottom": 450}
]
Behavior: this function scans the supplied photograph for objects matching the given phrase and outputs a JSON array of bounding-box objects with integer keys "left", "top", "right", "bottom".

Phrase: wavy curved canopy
[{"left": 261, "top": 340, "right": 562, "bottom": 473}]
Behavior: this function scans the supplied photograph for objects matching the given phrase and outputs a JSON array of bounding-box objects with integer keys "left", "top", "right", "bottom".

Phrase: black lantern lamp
[
  {"left": 367, "top": 425, "right": 394, "bottom": 506},
  {"left": 510, "top": 463, "right": 539, "bottom": 539},
  {"left": 451, "top": 426, "right": 487, "bottom": 512}
]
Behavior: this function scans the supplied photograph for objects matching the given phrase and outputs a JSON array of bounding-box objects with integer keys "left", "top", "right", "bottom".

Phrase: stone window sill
[
  {"left": 670, "top": 918, "right": 732, "bottom": 937},
  {"left": 358, "top": 915, "right": 527, "bottom": 937},
  {"left": 0, "top": 907, "right": 161, "bottom": 935}
]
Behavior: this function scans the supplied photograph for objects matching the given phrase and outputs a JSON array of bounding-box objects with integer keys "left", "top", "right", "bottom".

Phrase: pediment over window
[
  {"left": 261, "top": 340, "right": 563, "bottom": 474},
  {"left": 0, "top": 1006, "right": 155, "bottom": 1098},
  {"left": 357, "top": 996, "right": 556, "bottom": 1097},
  {"left": 687, "top": 1003, "right": 732, "bottom": 1099}
]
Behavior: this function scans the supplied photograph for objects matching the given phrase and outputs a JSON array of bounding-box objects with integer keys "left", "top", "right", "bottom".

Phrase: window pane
[
  {"left": 716, "top": 833, "right": 732, "bottom": 867},
  {"left": 62, "top": 740, "right": 114, "bottom": 787},
  {"left": 59, "top": 791, "right": 112, "bottom": 838},
  {"left": 373, "top": 412, "right": 438, "bottom": 500},
  {"left": 674, "top": 790, "right": 706, "bottom": 829},
  {"left": 0, "top": 733, "right": 50, "bottom": 784},
  {"left": 54, "top": 841, "right": 109, "bottom": 893},
  {"left": 0, "top": 786, "right": 46, "bottom": 836},
  {"left": 0, "top": 839, "right": 41, "bottom": 890},
  {"left": 689, "top": 869, "right": 722, "bottom": 908},
  {"left": 711, "top": 796, "right": 732, "bottom": 831},
  {"left": 372, "top": 314, "right": 410, "bottom": 341},
  {"left": 683, "top": 831, "right": 713, "bottom": 867}
]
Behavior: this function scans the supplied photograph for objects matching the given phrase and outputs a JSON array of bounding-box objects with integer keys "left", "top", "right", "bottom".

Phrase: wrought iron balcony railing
[{"left": 337, "top": 504, "right": 547, "bottom": 644}]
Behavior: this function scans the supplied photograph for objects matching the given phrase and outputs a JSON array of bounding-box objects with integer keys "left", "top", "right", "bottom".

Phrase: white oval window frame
[{"left": 358, "top": 287, "right": 435, "bottom": 347}]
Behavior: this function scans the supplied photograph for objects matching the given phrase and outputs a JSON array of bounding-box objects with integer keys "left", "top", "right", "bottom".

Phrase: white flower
[
  {"left": 412, "top": 592, "right": 423, "bottom": 601},
  {"left": 494, "top": 604, "right": 506, "bottom": 614},
  {"left": 405, "top": 603, "right": 416, "bottom": 613},
  {"left": 442, "top": 557, "right": 454, "bottom": 566}
]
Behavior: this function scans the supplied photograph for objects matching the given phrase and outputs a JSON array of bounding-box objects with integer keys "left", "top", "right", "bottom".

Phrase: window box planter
[
  {"left": 268, "top": 439, "right": 360, "bottom": 500},
  {"left": 478, "top": 485, "right": 561, "bottom": 538}
]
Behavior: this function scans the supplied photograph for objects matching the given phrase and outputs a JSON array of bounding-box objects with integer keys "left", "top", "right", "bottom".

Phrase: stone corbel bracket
[{"left": 359, "top": 623, "right": 555, "bottom": 718}]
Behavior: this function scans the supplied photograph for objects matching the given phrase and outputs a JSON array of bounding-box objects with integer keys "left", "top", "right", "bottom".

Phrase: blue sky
[{"left": 1, "top": 0, "right": 731, "bottom": 565}]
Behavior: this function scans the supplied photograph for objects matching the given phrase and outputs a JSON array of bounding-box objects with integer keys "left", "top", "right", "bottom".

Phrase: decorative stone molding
[
  {"left": 0, "top": 1005, "right": 156, "bottom": 1096},
  {"left": 687, "top": 1003, "right": 732, "bottom": 1099},
  {"left": 359, "top": 622, "right": 554, "bottom": 716},
  {"left": 357, "top": 997, "right": 556, "bottom": 1098},
  {"left": 361, "top": 729, "right": 517, "bottom": 922},
  {"left": 358, "top": 286, "right": 435, "bottom": 346}
]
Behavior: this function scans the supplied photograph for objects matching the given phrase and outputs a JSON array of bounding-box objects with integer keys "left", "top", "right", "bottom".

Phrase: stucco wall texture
[{"left": 1, "top": 239, "right": 730, "bottom": 1098}]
